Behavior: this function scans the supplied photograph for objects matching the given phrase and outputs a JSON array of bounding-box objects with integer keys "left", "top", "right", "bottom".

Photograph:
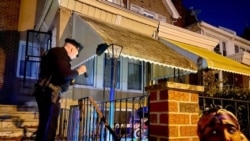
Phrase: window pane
[
  {"left": 104, "top": 54, "right": 120, "bottom": 88},
  {"left": 128, "top": 60, "right": 142, "bottom": 90},
  {"left": 19, "top": 60, "right": 40, "bottom": 79},
  {"left": 75, "top": 58, "right": 95, "bottom": 86},
  {"left": 18, "top": 44, "right": 41, "bottom": 79}
]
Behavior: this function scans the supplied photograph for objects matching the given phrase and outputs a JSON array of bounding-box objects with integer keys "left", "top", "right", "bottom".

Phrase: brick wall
[
  {"left": 145, "top": 82, "right": 204, "bottom": 141},
  {"left": 0, "top": 0, "right": 20, "bottom": 104},
  {"left": 0, "top": 48, "right": 5, "bottom": 89}
]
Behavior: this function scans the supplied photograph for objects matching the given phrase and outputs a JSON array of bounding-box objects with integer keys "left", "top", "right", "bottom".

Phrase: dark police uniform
[{"left": 33, "top": 39, "right": 83, "bottom": 141}]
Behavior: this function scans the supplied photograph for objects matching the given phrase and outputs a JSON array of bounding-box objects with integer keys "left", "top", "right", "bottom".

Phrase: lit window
[{"left": 17, "top": 41, "right": 41, "bottom": 79}]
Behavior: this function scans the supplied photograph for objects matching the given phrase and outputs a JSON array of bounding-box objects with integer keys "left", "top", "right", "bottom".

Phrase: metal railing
[
  {"left": 199, "top": 96, "right": 250, "bottom": 138},
  {"left": 65, "top": 95, "right": 149, "bottom": 141}
]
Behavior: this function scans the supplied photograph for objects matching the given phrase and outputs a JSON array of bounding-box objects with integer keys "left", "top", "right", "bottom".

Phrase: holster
[
  {"left": 34, "top": 78, "right": 61, "bottom": 103},
  {"left": 35, "top": 77, "right": 51, "bottom": 90},
  {"left": 48, "top": 83, "right": 61, "bottom": 104}
]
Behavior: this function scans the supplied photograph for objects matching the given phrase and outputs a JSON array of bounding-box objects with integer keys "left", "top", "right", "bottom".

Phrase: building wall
[
  {"left": 69, "top": 0, "right": 159, "bottom": 36},
  {"left": 0, "top": 48, "right": 5, "bottom": 89},
  {"left": 0, "top": 0, "right": 20, "bottom": 104},
  {"left": 34, "top": 0, "right": 47, "bottom": 30},
  {"left": 18, "top": 0, "right": 36, "bottom": 41},
  {"left": 18, "top": 0, "right": 36, "bottom": 32}
]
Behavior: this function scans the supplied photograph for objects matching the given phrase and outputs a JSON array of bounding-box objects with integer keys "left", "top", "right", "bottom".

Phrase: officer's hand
[{"left": 77, "top": 65, "right": 87, "bottom": 75}]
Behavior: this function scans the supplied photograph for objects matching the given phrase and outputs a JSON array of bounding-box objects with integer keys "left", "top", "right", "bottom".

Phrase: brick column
[{"left": 145, "top": 81, "right": 204, "bottom": 141}]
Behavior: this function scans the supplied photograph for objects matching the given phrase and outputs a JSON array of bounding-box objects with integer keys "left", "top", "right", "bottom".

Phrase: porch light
[{"left": 96, "top": 43, "right": 123, "bottom": 140}]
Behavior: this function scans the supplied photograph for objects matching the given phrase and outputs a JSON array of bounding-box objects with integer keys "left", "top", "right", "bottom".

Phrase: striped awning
[
  {"left": 161, "top": 39, "right": 250, "bottom": 76},
  {"left": 71, "top": 14, "right": 197, "bottom": 73}
]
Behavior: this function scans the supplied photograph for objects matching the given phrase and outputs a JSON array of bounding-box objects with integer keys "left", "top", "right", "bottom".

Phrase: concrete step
[
  {"left": 0, "top": 118, "right": 38, "bottom": 128},
  {"left": 0, "top": 136, "right": 22, "bottom": 141},
  {"left": 0, "top": 105, "right": 17, "bottom": 112},
  {"left": 0, "top": 128, "right": 23, "bottom": 138},
  {"left": 0, "top": 104, "right": 38, "bottom": 140},
  {"left": 0, "top": 111, "right": 38, "bottom": 121},
  {"left": 0, "top": 127, "right": 37, "bottom": 140}
]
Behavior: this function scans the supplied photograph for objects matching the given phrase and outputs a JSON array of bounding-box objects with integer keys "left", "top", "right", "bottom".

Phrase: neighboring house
[
  {"left": 185, "top": 21, "right": 250, "bottom": 89},
  {"left": 157, "top": 0, "right": 250, "bottom": 91}
]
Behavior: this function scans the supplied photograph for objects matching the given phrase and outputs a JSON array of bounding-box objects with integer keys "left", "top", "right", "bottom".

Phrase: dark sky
[{"left": 182, "top": 0, "right": 250, "bottom": 36}]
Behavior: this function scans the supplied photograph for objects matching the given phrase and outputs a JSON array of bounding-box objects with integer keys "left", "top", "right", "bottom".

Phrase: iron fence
[
  {"left": 199, "top": 96, "right": 250, "bottom": 138},
  {"left": 57, "top": 95, "right": 250, "bottom": 140},
  {"left": 65, "top": 95, "right": 149, "bottom": 141}
]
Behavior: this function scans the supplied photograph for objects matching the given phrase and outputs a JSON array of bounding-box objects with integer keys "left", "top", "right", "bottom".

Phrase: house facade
[
  {"left": 1, "top": 0, "right": 250, "bottom": 140},
  {"left": 1, "top": 0, "right": 250, "bottom": 105},
  {"left": 16, "top": 0, "right": 217, "bottom": 102}
]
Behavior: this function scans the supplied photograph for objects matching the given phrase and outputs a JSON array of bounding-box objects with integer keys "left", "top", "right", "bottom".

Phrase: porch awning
[
  {"left": 160, "top": 39, "right": 250, "bottom": 76},
  {"left": 71, "top": 14, "right": 197, "bottom": 73}
]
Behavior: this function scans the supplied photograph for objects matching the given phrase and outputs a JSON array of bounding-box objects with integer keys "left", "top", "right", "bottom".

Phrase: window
[
  {"left": 75, "top": 58, "right": 95, "bottom": 86},
  {"left": 130, "top": 4, "right": 166, "bottom": 21},
  {"left": 128, "top": 59, "right": 142, "bottom": 90},
  {"left": 240, "top": 47, "right": 245, "bottom": 52},
  {"left": 143, "top": 10, "right": 155, "bottom": 19},
  {"left": 17, "top": 41, "right": 41, "bottom": 79},
  {"left": 234, "top": 45, "right": 239, "bottom": 53},
  {"left": 130, "top": 4, "right": 141, "bottom": 14},
  {"left": 104, "top": 54, "right": 121, "bottom": 88},
  {"left": 106, "top": 0, "right": 125, "bottom": 7},
  {"left": 222, "top": 42, "right": 227, "bottom": 56},
  {"left": 19, "top": 60, "right": 40, "bottom": 79},
  {"left": 214, "top": 44, "right": 221, "bottom": 54}
]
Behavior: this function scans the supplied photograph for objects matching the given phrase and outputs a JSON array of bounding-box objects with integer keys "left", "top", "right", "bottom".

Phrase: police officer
[{"left": 33, "top": 38, "right": 87, "bottom": 141}]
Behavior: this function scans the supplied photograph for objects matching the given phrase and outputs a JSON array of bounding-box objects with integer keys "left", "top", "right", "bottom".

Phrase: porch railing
[
  {"left": 65, "top": 95, "right": 149, "bottom": 141},
  {"left": 57, "top": 95, "right": 250, "bottom": 140}
]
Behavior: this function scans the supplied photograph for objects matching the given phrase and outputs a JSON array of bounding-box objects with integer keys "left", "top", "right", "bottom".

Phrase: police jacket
[{"left": 39, "top": 47, "right": 79, "bottom": 92}]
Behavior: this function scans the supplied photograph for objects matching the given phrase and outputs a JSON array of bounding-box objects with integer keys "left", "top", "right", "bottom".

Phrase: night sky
[{"left": 182, "top": 0, "right": 250, "bottom": 36}]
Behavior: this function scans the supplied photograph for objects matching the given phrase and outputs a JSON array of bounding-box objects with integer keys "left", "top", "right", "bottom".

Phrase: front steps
[
  {"left": 0, "top": 98, "right": 78, "bottom": 140},
  {"left": 0, "top": 104, "right": 38, "bottom": 140}
]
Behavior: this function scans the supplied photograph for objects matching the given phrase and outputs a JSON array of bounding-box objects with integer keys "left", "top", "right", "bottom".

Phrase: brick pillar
[{"left": 145, "top": 81, "right": 204, "bottom": 141}]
